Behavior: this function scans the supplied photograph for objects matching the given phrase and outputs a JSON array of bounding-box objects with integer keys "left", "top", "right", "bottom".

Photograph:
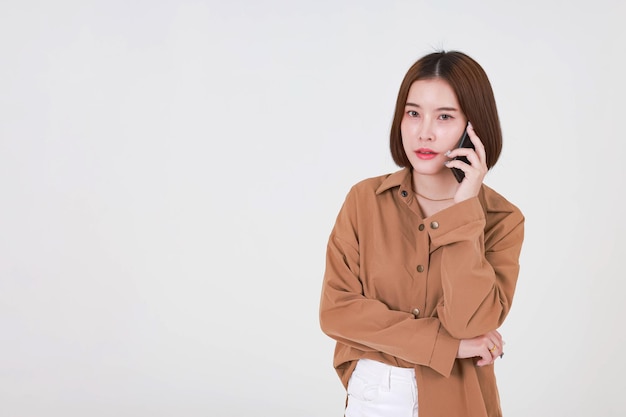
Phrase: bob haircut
[{"left": 390, "top": 51, "right": 503, "bottom": 169}]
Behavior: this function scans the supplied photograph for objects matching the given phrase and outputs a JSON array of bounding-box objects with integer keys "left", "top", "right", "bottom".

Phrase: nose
[{"left": 418, "top": 118, "right": 435, "bottom": 141}]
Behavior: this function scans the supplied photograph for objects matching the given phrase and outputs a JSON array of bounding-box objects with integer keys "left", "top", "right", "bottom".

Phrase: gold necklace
[{"left": 415, "top": 191, "right": 454, "bottom": 202}]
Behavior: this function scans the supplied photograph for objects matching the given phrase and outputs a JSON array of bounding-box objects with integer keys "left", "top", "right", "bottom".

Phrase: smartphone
[{"left": 450, "top": 126, "right": 475, "bottom": 183}]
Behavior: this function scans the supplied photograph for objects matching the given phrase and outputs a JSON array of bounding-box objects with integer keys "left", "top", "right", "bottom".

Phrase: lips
[{"left": 415, "top": 148, "right": 438, "bottom": 160}]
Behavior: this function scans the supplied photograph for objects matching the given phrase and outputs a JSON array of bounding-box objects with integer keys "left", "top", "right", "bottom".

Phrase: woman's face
[{"left": 401, "top": 78, "right": 468, "bottom": 177}]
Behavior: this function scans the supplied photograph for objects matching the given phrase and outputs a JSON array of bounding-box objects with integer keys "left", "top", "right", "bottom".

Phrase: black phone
[{"left": 450, "top": 127, "right": 475, "bottom": 183}]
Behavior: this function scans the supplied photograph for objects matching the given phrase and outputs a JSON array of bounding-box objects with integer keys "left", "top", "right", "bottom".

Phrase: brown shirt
[{"left": 319, "top": 168, "right": 524, "bottom": 417}]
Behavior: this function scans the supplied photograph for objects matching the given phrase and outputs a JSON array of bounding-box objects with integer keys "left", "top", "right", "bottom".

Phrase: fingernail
[
  {"left": 444, "top": 150, "right": 451, "bottom": 157},
  {"left": 468, "top": 121, "right": 473, "bottom": 128}
]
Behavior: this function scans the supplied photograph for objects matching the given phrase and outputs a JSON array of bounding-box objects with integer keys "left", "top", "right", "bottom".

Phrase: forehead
[{"left": 406, "top": 78, "right": 459, "bottom": 106}]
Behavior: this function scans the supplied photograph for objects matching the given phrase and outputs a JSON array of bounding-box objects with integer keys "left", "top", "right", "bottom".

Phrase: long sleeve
[{"left": 428, "top": 196, "right": 525, "bottom": 339}]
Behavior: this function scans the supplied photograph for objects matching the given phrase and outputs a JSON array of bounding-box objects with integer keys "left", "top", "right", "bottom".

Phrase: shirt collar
[{"left": 375, "top": 167, "right": 412, "bottom": 195}]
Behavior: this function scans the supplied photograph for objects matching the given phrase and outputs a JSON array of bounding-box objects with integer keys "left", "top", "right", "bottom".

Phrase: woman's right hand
[{"left": 456, "top": 330, "right": 504, "bottom": 366}]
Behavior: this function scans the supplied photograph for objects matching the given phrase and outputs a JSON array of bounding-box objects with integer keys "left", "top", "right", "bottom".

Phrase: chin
[{"left": 411, "top": 166, "right": 447, "bottom": 177}]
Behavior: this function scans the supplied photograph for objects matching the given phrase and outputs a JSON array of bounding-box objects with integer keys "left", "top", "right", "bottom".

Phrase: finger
[
  {"left": 454, "top": 143, "right": 486, "bottom": 171},
  {"left": 493, "top": 345, "right": 504, "bottom": 359},
  {"left": 492, "top": 332, "right": 505, "bottom": 352},
  {"left": 445, "top": 147, "right": 474, "bottom": 159},
  {"left": 495, "top": 347, "right": 504, "bottom": 360},
  {"left": 487, "top": 341, "right": 499, "bottom": 357},
  {"left": 462, "top": 151, "right": 483, "bottom": 171},
  {"left": 477, "top": 340, "right": 496, "bottom": 366},
  {"left": 486, "top": 331, "right": 504, "bottom": 359},
  {"left": 466, "top": 122, "right": 487, "bottom": 162},
  {"left": 443, "top": 159, "right": 468, "bottom": 171},
  {"left": 491, "top": 331, "right": 503, "bottom": 345},
  {"left": 445, "top": 159, "right": 481, "bottom": 184},
  {"left": 486, "top": 337, "right": 503, "bottom": 360},
  {"left": 475, "top": 348, "right": 493, "bottom": 366},
  {"left": 444, "top": 159, "right": 475, "bottom": 181},
  {"left": 445, "top": 147, "right": 485, "bottom": 174}
]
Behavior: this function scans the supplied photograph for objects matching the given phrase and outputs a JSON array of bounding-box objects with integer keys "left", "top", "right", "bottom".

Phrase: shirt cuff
[
  {"left": 428, "top": 326, "right": 460, "bottom": 378},
  {"left": 426, "top": 197, "right": 486, "bottom": 250}
]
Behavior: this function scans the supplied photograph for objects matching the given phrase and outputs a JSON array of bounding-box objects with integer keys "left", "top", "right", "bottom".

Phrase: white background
[{"left": 1, "top": 1, "right": 625, "bottom": 416}]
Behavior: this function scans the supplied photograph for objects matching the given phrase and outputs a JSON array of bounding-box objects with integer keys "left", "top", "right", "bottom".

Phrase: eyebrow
[{"left": 405, "top": 102, "right": 459, "bottom": 112}]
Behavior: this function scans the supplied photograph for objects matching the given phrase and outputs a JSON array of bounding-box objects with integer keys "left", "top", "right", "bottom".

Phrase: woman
[{"left": 319, "top": 51, "right": 525, "bottom": 417}]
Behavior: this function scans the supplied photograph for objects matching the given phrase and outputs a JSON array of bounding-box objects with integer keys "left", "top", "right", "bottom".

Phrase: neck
[{"left": 411, "top": 170, "right": 458, "bottom": 200}]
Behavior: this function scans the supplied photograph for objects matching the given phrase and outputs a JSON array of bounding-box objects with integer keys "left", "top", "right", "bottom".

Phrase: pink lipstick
[{"left": 415, "top": 148, "right": 438, "bottom": 160}]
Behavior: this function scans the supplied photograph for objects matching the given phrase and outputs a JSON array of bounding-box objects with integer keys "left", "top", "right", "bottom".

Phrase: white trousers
[{"left": 345, "top": 359, "right": 418, "bottom": 417}]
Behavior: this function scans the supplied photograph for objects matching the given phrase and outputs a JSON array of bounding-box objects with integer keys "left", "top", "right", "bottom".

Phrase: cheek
[
  {"left": 400, "top": 126, "right": 411, "bottom": 151},
  {"left": 401, "top": 137, "right": 410, "bottom": 155},
  {"left": 444, "top": 128, "right": 465, "bottom": 148},
  {"left": 400, "top": 118, "right": 413, "bottom": 141}
]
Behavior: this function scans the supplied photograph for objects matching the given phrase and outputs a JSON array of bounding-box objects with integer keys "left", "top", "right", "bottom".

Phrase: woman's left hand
[
  {"left": 457, "top": 329, "right": 505, "bottom": 367},
  {"left": 445, "top": 122, "right": 488, "bottom": 203}
]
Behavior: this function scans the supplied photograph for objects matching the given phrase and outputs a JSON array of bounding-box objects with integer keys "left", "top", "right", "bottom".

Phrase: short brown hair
[{"left": 390, "top": 51, "right": 502, "bottom": 169}]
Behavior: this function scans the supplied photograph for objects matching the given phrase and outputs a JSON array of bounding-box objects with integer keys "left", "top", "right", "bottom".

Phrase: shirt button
[
  {"left": 416, "top": 265, "right": 424, "bottom": 273},
  {"left": 430, "top": 221, "right": 439, "bottom": 229},
  {"left": 418, "top": 224, "right": 425, "bottom": 231},
  {"left": 401, "top": 190, "right": 408, "bottom": 197},
  {"left": 412, "top": 308, "right": 420, "bottom": 317}
]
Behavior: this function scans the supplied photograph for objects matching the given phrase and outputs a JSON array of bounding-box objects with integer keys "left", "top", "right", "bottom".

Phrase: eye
[
  {"left": 439, "top": 114, "right": 452, "bottom": 120},
  {"left": 407, "top": 110, "right": 419, "bottom": 117}
]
